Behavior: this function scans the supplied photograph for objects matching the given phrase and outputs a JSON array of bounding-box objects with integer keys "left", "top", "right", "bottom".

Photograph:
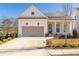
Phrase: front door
[{"left": 48, "top": 24, "right": 52, "bottom": 34}]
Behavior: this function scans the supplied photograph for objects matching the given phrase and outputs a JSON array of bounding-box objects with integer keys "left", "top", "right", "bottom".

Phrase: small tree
[
  {"left": 12, "top": 19, "right": 18, "bottom": 33},
  {"left": 72, "top": 29, "right": 78, "bottom": 38},
  {"left": 1, "top": 17, "right": 12, "bottom": 34}
]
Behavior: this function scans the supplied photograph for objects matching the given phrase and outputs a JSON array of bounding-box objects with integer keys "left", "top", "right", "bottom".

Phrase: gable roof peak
[
  {"left": 30, "top": 5, "right": 35, "bottom": 7},
  {"left": 19, "top": 5, "right": 47, "bottom": 18},
  {"left": 28, "top": 5, "right": 37, "bottom": 9}
]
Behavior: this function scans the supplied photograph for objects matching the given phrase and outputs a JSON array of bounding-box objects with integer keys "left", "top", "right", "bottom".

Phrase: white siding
[{"left": 18, "top": 19, "right": 48, "bottom": 36}]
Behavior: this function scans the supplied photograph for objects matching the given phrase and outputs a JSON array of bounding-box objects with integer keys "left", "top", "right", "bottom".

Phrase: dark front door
[{"left": 48, "top": 24, "right": 52, "bottom": 34}]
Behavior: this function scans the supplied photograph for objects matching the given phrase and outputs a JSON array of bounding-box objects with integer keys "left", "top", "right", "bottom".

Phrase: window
[
  {"left": 31, "top": 12, "right": 34, "bottom": 15},
  {"left": 48, "top": 24, "right": 52, "bottom": 34},
  {"left": 56, "top": 23, "right": 60, "bottom": 32},
  {"left": 37, "top": 22, "right": 40, "bottom": 26},
  {"left": 26, "top": 22, "right": 28, "bottom": 25}
]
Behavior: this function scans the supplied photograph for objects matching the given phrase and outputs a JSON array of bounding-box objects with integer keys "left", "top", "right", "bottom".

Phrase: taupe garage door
[{"left": 22, "top": 26, "right": 44, "bottom": 37}]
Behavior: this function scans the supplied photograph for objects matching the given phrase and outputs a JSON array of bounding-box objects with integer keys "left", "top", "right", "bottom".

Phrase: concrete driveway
[{"left": 0, "top": 37, "right": 52, "bottom": 56}]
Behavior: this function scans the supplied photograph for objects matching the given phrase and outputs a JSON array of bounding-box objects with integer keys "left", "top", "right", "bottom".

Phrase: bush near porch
[{"left": 46, "top": 39, "right": 79, "bottom": 48}]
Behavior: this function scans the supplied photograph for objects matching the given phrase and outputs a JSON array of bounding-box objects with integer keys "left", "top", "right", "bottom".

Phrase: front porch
[{"left": 47, "top": 20, "right": 74, "bottom": 36}]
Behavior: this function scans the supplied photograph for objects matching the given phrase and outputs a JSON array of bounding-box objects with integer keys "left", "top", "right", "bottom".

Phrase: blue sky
[{"left": 0, "top": 3, "right": 79, "bottom": 19}]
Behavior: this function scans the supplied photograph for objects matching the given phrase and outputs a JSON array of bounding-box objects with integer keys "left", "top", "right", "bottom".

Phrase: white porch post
[
  {"left": 61, "top": 22, "right": 64, "bottom": 34},
  {"left": 69, "top": 22, "right": 72, "bottom": 35},
  {"left": 66, "top": 22, "right": 71, "bottom": 35},
  {"left": 52, "top": 23, "right": 53, "bottom": 34},
  {"left": 54, "top": 22, "right": 56, "bottom": 34},
  {"left": 66, "top": 22, "right": 69, "bottom": 35}
]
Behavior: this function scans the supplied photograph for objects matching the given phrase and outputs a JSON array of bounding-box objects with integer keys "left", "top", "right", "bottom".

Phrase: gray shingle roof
[{"left": 45, "top": 11, "right": 74, "bottom": 20}]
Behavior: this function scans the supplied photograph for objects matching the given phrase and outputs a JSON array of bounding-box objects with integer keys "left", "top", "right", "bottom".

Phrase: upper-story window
[{"left": 31, "top": 12, "right": 35, "bottom": 15}]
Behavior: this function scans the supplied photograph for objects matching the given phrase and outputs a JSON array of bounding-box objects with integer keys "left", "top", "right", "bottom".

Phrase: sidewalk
[
  {"left": 48, "top": 49, "right": 79, "bottom": 56},
  {"left": 0, "top": 49, "right": 49, "bottom": 56}
]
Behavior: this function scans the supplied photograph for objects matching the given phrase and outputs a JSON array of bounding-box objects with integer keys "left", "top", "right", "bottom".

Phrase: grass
[{"left": 46, "top": 38, "right": 79, "bottom": 48}]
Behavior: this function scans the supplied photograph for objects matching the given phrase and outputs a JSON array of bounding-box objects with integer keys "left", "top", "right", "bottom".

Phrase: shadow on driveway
[{"left": 0, "top": 46, "right": 47, "bottom": 53}]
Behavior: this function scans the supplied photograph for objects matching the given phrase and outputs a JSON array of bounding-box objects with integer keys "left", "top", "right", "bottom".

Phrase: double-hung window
[{"left": 56, "top": 23, "right": 60, "bottom": 32}]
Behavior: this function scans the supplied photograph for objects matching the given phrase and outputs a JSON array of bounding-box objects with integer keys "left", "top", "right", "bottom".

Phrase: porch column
[
  {"left": 52, "top": 23, "right": 54, "bottom": 34},
  {"left": 60, "top": 22, "right": 64, "bottom": 34},
  {"left": 69, "top": 22, "right": 73, "bottom": 35},
  {"left": 66, "top": 22, "right": 68, "bottom": 34},
  {"left": 66, "top": 22, "right": 71, "bottom": 34},
  {"left": 52, "top": 22, "right": 56, "bottom": 34},
  {"left": 54, "top": 22, "right": 56, "bottom": 34}
]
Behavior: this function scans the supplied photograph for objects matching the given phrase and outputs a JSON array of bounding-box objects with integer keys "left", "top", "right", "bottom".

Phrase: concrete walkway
[
  {"left": 48, "top": 49, "right": 79, "bottom": 56},
  {"left": 0, "top": 49, "right": 49, "bottom": 56}
]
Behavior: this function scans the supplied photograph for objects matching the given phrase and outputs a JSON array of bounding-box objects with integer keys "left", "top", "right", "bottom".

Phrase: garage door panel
[{"left": 22, "top": 26, "right": 44, "bottom": 37}]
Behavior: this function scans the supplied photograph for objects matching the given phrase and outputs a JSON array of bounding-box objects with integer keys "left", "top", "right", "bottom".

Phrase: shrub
[
  {"left": 45, "top": 33, "right": 49, "bottom": 37},
  {"left": 0, "top": 41, "right": 3, "bottom": 44},
  {"left": 3, "top": 37, "right": 13, "bottom": 42},
  {"left": 3, "top": 39, "right": 8, "bottom": 42},
  {"left": 7, "top": 37, "right": 12, "bottom": 40},
  {"left": 67, "top": 34, "right": 73, "bottom": 38},
  {"left": 53, "top": 34, "right": 60, "bottom": 39},
  {"left": 72, "top": 29, "right": 78, "bottom": 38}
]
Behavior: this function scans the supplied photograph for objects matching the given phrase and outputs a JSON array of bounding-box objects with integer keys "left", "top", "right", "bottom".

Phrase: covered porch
[{"left": 48, "top": 20, "right": 74, "bottom": 36}]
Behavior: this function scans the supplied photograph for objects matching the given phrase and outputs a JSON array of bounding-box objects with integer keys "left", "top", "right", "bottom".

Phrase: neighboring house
[
  {"left": 17, "top": 5, "right": 75, "bottom": 37},
  {"left": 72, "top": 8, "right": 79, "bottom": 33}
]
